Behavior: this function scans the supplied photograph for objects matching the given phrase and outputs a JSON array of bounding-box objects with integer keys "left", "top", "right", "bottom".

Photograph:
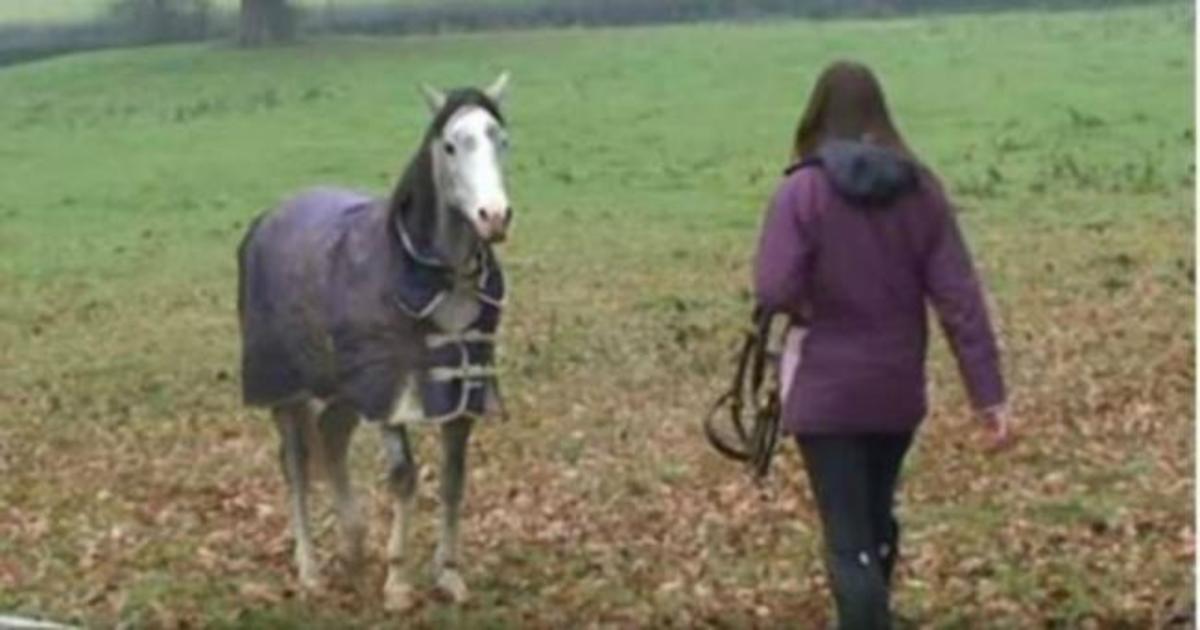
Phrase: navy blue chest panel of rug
[{"left": 391, "top": 228, "right": 506, "bottom": 425}]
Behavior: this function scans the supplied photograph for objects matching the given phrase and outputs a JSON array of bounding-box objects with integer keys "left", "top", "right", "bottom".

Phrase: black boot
[
  {"left": 878, "top": 519, "right": 921, "bottom": 628},
  {"left": 826, "top": 549, "right": 892, "bottom": 630},
  {"left": 878, "top": 518, "right": 900, "bottom": 588}
]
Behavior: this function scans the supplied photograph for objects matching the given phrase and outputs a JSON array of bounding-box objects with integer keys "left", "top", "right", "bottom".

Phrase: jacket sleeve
[
  {"left": 923, "top": 205, "right": 1007, "bottom": 412},
  {"left": 753, "top": 174, "right": 815, "bottom": 321}
]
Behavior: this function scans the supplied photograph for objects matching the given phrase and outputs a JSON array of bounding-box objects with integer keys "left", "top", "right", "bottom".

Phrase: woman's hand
[{"left": 978, "top": 405, "right": 1015, "bottom": 453}]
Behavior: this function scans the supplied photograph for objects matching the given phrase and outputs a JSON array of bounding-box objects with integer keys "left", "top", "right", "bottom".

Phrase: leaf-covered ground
[{"left": 0, "top": 4, "right": 1193, "bottom": 627}]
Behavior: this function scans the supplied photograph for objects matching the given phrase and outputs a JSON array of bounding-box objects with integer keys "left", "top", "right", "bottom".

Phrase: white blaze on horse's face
[{"left": 434, "top": 106, "right": 511, "bottom": 244}]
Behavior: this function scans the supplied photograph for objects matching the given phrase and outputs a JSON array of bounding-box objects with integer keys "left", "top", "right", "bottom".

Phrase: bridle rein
[{"left": 703, "top": 307, "right": 784, "bottom": 480}]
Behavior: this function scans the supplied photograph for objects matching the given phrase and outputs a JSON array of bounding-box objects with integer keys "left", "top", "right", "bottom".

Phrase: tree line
[{"left": 0, "top": 0, "right": 1179, "bottom": 65}]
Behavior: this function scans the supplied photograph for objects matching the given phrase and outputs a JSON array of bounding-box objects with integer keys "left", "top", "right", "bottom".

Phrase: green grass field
[{"left": 0, "top": 3, "right": 1194, "bottom": 627}]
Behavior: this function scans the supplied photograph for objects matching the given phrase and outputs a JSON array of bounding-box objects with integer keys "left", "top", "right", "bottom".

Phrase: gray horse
[{"left": 236, "top": 73, "right": 512, "bottom": 611}]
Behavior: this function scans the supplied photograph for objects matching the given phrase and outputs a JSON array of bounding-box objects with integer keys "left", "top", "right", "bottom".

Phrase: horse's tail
[
  {"left": 274, "top": 399, "right": 331, "bottom": 483},
  {"left": 301, "top": 399, "right": 330, "bottom": 483},
  {"left": 235, "top": 213, "right": 267, "bottom": 323}
]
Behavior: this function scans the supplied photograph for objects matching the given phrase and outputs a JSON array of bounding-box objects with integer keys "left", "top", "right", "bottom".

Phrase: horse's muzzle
[{"left": 477, "top": 207, "right": 511, "bottom": 243}]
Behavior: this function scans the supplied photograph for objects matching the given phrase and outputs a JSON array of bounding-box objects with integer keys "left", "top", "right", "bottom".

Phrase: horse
[{"left": 236, "top": 73, "right": 513, "bottom": 611}]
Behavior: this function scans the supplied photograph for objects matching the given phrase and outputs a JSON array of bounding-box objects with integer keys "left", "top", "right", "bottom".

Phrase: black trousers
[{"left": 797, "top": 433, "right": 915, "bottom": 630}]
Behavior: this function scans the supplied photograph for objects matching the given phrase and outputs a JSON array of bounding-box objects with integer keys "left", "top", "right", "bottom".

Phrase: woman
[{"left": 753, "top": 61, "right": 1013, "bottom": 628}]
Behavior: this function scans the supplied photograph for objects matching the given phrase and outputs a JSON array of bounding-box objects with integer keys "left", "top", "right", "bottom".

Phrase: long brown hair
[{"left": 791, "top": 61, "right": 912, "bottom": 162}]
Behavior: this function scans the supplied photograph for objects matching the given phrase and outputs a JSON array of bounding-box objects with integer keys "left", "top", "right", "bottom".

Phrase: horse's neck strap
[{"left": 393, "top": 206, "right": 485, "bottom": 281}]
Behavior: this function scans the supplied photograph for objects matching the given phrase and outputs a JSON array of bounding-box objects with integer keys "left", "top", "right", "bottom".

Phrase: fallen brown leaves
[{"left": 0, "top": 195, "right": 1192, "bottom": 628}]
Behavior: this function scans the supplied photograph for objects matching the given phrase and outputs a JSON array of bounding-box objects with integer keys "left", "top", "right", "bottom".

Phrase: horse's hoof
[
  {"left": 298, "top": 569, "right": 323, "bottom": 592},
  {"left": 340, "top": 544, "right": 366, "bottom": 576},
  {"left": 330, "top": 554, "right": 367, "bottom": 594},
  {"left": 435, "top": 569, "right": 469, "bottom": 604},
  {"left": 342, "top": 524, "right": 367, "bottom": 569},
  {"left": 297, "top": 558, "right": 323, "bottom": 592},
  {"left": 384, "top": 576, "right": 416, "bottom": 612}
]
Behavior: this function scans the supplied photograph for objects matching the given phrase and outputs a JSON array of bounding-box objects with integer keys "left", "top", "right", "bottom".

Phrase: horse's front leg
[
  {"left": 380, "top": 423, "right": 417, "bottom": 612},
  {"left": 434, "top": 415, "right": 474, "bottom": 603}
]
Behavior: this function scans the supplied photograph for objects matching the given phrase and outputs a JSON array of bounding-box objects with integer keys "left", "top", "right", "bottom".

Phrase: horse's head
[{"left": 422, "top": 73, "right": 512, "bottom": 244}]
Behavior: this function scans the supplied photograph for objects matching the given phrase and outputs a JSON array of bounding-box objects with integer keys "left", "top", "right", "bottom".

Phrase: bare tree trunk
[
  {"left": 864, "top": 0, "right": 898, "bottom": 12},
  {"left": 150, "top": 0, "right": 169, "bottom": 40},
  {"left": 240, "top": 0, "right": 263, "bottom": 46},
  {"left": 240, "top": 0, "right": 294, "bottom": 47}
]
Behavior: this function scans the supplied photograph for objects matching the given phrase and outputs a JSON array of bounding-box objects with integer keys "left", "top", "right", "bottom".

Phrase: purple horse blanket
[{"left": 237, "top": 187, "right": 505, "bottom": 423}]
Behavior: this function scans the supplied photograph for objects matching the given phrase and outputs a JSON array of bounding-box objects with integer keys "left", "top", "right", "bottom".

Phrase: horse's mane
[{"left": 389, "top": 88, "right": 505, "bottom": 245}]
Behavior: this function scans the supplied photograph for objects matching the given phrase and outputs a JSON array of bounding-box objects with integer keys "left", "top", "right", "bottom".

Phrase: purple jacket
[{"left": 754, "top": 141, "right": 1005, "bottom": 435}]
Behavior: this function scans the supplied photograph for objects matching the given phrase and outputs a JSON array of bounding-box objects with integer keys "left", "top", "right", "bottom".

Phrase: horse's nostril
[
  {"left": 477, "top": 208, "right": 488, "bottom": 221},
  {"left": 504, "top": 208, "right": 514, "bottom": 225}
]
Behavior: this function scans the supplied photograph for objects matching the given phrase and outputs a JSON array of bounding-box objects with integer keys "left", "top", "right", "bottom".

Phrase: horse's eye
[{"left": 443, "top": 141, "right": 456, "bottom": 156}]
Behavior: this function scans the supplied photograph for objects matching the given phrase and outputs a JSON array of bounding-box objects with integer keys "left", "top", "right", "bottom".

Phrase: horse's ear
[
  {"left": 419, "top": 83, "right": 447, "bottom": 114},
  {"left": 484, "top": 71, "right": 510, "bottom": 104}
]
